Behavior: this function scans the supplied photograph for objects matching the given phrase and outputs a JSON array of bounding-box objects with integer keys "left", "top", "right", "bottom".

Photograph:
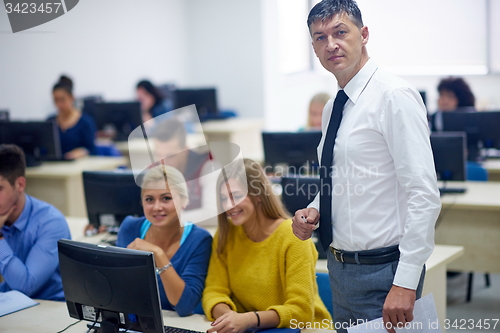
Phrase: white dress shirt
[{"left": 309, "top": 58, "right": 441, "bottom": 290}]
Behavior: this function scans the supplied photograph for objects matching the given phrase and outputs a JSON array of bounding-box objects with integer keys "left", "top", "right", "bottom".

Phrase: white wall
[
  {"left": 183, "top": 0, "right": 265, "bottom": 118},
  {"left": 0, "top": 0, "right": 189, "bottom": 120}
]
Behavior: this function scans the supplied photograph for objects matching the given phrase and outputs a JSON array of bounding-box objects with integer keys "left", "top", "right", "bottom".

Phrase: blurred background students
[
  {"left": 301, "top": 92, "right": 331, "bottom": 131},
  {"left": 117, "top": 164, "right": 212, "bottom": 316},
  {"left": 0, "top": 144, "right": 71, "bottom": 301},
  {"left": 136, "top": 80, "right": 173, "bottom": 125},
  {"left": 430, "top": 77, "right": 476, "bottom": 131},
  {"left": 47, "top": 75, "right": 97, "bottom": 159}
]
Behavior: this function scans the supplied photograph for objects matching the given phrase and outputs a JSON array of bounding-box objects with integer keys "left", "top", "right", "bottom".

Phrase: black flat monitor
[
  {"left": 173, "top": 88, "right": 218, "bottom": 120},
  {"left": 84, "top": 102, "right": 142, "bottom": 141},
  {"left": 83, "top": 170, "right": 143, "bottom": 229},
  {"left": 58, "top": 239, "right": 164, "bottom": 333},
  {"left": 430, "top": 132, "right": 467, "bottom": 194},
  {"left": 262, "top": 131, "right": 322, "bottom": 173},
  {"left": 442, "top": 111, "right": 500, "bottom": 161},
  {"left": 0, "top": 121, "right": 62, "bottom": 167},
  {"left": 0, "top": 110, "right": 9, "bottom": 122}
]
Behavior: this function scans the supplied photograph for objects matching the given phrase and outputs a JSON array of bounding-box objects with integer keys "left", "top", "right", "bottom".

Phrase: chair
[
  {"left": 316, "top": 272, "right": 334, "bottom": 317},
  {"left": 464, "top": 161, "right": 490, "bottom": 302},
  {"left": 95, "top": 143, "right": 122, "bottom": 157}
]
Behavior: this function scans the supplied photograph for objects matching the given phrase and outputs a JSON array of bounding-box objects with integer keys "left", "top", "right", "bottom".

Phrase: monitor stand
[{"left": 439, "top": 181, "right": 467, "bottom": 196}]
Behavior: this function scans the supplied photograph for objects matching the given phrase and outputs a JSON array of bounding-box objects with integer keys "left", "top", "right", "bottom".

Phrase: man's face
[
  {"left": 310, "top": 12, "right": 368, "bottom": 83},
  {"left": 153, "top": 138, "right": 188, "bottom": 171},
  {"left": 0, "top": 176, "right": 22, "bottom": 216}
]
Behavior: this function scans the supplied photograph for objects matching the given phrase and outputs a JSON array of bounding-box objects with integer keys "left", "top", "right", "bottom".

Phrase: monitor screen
[
  {"left": 262, "top": 131, "right": 322, "bottom": 172},
  {"left": 84, "top": 102, "right": 142, "bottom": 141},
  {"left": 58, "top": 239, "right": 164, "bottom": 333},
  {"left": 83, "top": 170, "right": 143, "bottom": 229},
  {"left": 173, "top": 88, "right": 218, "bottom": 120},
  {"left": 430, "top": 132, "right": 466, "bottom": 181},
  {"left": 0, "top": 109, "right": 9, "bottom": 122},
  {"left": 442, "top": 111, "right": 500, "bottom": 160},
  {"left": 0, "top": 121, "right": 62, "bottom": 166}
]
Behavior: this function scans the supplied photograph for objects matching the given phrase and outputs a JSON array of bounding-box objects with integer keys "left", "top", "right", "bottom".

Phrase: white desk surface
[
  {"left": 200, "top": 118, "right": 264, "bottom": 133},
  {"left": 1, "top": 300, "right": 330, "bottom": 333},
  {"left": 439, "top": 181, "right": 500, "bottom": 211},
  {"left": 25, "top": 156, "right": 127, "bottom": 178}
]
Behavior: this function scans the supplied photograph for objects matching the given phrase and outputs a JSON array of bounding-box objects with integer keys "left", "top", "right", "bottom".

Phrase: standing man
[
  {"left": 291, "top": 1, "right": 441, "bottom": 332},
  {"left": 0, "top": 144, "right": 71, "bottom": 300}
]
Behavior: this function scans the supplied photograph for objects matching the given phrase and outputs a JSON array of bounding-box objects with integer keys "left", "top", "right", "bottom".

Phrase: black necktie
[{"left": 318, "top": 90, "right": 348, "bottom": 251}]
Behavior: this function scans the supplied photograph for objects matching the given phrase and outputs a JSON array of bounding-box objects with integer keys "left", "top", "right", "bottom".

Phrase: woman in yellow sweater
[{"left": 203, "top": 158, "right": 331, "bottom": 333}]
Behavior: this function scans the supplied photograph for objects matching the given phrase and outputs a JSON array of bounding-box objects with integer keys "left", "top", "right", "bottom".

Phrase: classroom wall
[{"left": 0, "top": 0, "right": 189, "bottom": 120}]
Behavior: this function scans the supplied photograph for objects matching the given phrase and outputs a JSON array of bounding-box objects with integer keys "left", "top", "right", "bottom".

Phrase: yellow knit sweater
[{"left": 202, "top": 219, "right": 331, "bottom": 327}]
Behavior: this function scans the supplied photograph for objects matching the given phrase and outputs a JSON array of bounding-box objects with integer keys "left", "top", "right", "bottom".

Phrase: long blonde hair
[{"left": 216, "top": 158, "right": 289, "bottom": 255}]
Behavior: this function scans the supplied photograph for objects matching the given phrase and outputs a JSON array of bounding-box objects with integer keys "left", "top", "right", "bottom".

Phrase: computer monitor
[
  {"left": 0, "top": 109, "right": 9, "bottom": 122},
  {"left": 173, "top": 88, "right": 218, "bottom": 120},
  {"left": 58, "top": 239, "right": 164, "bottom": 333},
  {"left": 0, "top": 121, "right": 62, "bottom": 167},
  {"left": 83, "top": 170, "right": 143, "bottom": 229},
  {"left": 430, "top": 132, "right": 467, "bottom": 194},
  {"left": 84, "top": 102, "right": 142, "bottom": 141},
  {"left": 262, "top": 131, "right": 322, "bottom": 173},
  {"left": 442, "top": 111, "right": 500, "bottom": 160}
]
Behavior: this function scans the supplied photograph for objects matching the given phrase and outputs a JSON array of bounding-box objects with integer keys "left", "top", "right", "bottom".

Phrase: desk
[
  {"left": 436, "top": 181, "right": 500, "bottom": 273},
  {"left": 315, "top": 245, "right": 463, "bottom": 330},
  {"left": 0, "top": 300, "right": 328, "bottom": 333},
  {"left": 25, "top": 156, "right": 127, "bottom": 217},
  {"left": 483, "top": 159, "right": 500, "bottom": 181}
]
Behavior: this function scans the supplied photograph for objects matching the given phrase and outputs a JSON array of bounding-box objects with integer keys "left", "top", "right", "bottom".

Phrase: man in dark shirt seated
[{"left": 0, "top": 144, "right": 71, "bottom": 300}]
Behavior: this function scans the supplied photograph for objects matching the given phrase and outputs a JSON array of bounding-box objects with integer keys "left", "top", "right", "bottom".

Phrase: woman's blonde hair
[
  {"left": 307, "top": 92, "right": 331, "bottom": 129},
  {"left": 216, "top": 158, "right": 289, "bottom": 255},
  {"left": 141, "top": 164, "right": 189, "bottom": 207}
]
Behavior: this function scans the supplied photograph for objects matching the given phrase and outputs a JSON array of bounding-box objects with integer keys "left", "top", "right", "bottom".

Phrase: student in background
[
  {"left": 116, "top": 164, "right": 212, "bottom": 316},
  {"left": 430, "top": 77, "right": 476, "bottom": 131},
  {"left": 136, "top": 80, "right": 173, "bottom": 125},
  {"left": 203, "top": 158, "right": 331, "bottom": 333},
  {"left": 0, "top": 144, "right": 71, "bottom": 300},
  {"left": 301, "top": 92, "right": 331, "bottom": 131},
  {"left": 47, "top": 75, "right": 97, "bottom": 159}
]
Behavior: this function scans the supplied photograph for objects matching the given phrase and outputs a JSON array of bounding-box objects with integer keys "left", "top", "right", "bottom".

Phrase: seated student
[
  {"left": 300, "top": 92, "right": 331, "bottom": 131},
  {"left": 0, "top": 144, "right": 71, "bottom": 300},
  {"left": 116, "top": 164, "right": 212, "bottom": 317},
  {"left": 430, "top": 77, "right": 476, "bottom": 131},
  {"left": 152, "top": 118, "right": 218, "bottom": 225},
  {"left": 47, "top": 75, "right": 97, "bottom": 159},
  {"left": 202, "top": 158, "right": 331, "bottom": 333},
  {"left": 136, "top": 80, "right": 173, "bottom": 125}
]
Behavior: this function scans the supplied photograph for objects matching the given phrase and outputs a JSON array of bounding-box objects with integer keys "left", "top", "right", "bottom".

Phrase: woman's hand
[
  {"left": 64, "top": 147, "right": 88, "bottom": 160},
  {"left": 207, "top": 311, "right": 257, "bottom": 333},
  {"left": 127, "top": 238, "right": 162, "bottom": 254}
]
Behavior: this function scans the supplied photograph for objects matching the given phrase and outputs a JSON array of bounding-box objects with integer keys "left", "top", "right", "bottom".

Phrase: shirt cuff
[
  {"left": 393, "top": 261, "right": 424, "bottom": 290},
  {"left": 0, "top": 238, "right": 14, "bottom": 270}
]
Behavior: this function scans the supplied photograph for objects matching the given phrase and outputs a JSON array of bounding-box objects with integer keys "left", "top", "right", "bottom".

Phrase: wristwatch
[{"left": 155, "top": 262, "right": 172, "bottom": 275}]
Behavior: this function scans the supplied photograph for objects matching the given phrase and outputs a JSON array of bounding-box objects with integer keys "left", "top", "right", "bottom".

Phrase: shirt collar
[
  {"left": 341, "top": 58, "right": 378, "bottom": 105},
  {"left": 10, "top": 194, "right": 31, "bottom": 232}
]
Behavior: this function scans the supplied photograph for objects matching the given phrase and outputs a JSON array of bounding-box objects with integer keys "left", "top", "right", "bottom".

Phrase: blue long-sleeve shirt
[
  {"left": 47, "top": 113, "right": 97, "bottom": 156},
  {"left": 0, "top": 195, "right": 71, "bottom": 300},
  {"left": 116, "top": 216, "right": 212, "bottom": 317}
]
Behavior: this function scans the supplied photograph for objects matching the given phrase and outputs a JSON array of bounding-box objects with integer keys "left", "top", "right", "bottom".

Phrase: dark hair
[
  {"left": 52, "top": 75, "right": 73, "bottom": 96},
  {"left": 307, "top": 0, "right": 363, "bottom": 31},
  {"left": 152, "top": 118, "right": 186, "bottom": 147},
  {"left": 0, "top": 144, "right": 26, "bottom": 186},
  {"left": 137, "top": 80, "right": 164, "bottom": 107},
  {"left": 437, "top": 77, "right": 475, "bottom": 107}
]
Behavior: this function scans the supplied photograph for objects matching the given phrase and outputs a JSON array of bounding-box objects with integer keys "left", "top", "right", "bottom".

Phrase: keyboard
[
  {"left": 164, "top": 326, "right": 204, "bottom": 333},
  {"left": 439, "top": 187, "right": 467, "bottom": 195}
]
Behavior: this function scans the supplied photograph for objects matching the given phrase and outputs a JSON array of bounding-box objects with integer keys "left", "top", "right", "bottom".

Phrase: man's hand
[
  {"left": 207, "top": 311, "right": 256, "bottom": 333},
  {"left": 291, "top": 208, "right": 319, "bottom": 241},
  {"left": 382, "top": 285, "right": 416, "bottom": 333},
  {"left": 0, "top": 205, "right": 16, "bottom": 229}
]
